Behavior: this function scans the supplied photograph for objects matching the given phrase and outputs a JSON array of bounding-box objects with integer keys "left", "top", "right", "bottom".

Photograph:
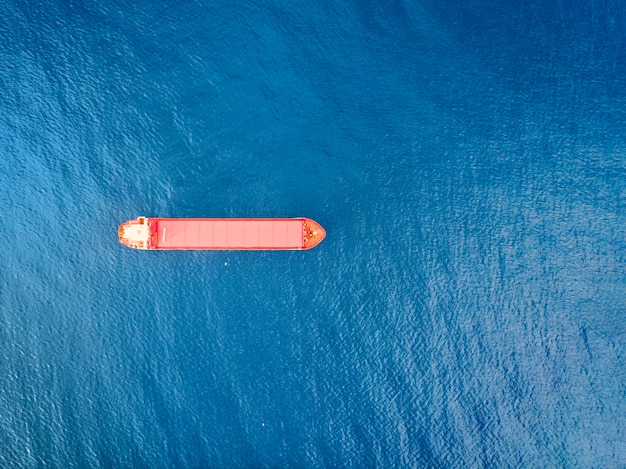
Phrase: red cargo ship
[{"left": 118, "top": 217, "right": 326, "bottom": 250}]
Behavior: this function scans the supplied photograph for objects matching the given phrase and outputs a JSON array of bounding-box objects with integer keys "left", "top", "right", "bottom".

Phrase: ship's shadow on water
[{"left": 0, "top": 0, "right": 624, "bottom": 467}]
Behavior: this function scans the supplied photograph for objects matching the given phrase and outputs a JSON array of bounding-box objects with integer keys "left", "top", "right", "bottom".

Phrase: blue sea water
[{"left": 1, "top": 0, "right": 625, "bottom": 467}]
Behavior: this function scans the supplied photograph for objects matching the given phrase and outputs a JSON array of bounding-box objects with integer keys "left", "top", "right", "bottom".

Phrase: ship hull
[{"left": 118, "top": 217, "right": 325, "bottom": 250}]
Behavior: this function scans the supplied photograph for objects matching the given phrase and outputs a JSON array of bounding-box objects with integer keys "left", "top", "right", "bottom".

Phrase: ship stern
[{"left": 118, "top": 217, "right": 157, "bottom": 249}]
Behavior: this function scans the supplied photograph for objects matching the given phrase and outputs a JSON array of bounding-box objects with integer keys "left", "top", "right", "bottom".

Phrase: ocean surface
[{"left": 1, "top": 0, "right": 625, "bottom": 467}]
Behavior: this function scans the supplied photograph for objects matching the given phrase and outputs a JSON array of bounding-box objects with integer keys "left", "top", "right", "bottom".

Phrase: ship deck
[{"left": 155, "top": 218, "right": 305, "bottom": 250}]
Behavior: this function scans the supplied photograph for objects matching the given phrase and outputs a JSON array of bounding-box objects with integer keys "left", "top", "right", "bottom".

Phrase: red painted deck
[{"left": 155, "top": 218, "right": 306, "bottom": 250}]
